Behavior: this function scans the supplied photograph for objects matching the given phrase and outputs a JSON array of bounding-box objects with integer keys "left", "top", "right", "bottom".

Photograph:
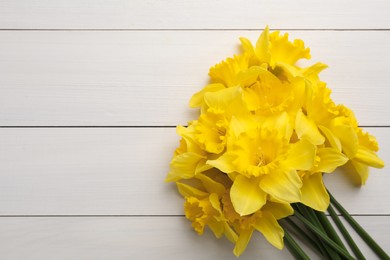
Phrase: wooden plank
[
  {"left": 0, "top": 216, "right": 388, "bottom": 259},
  {"left": 0, "top": 127, "right": 388, "bottom": 215},
  {"left": 0, "top": 31, "right": 389, "bottom": 126},
  {"left": 0, "top": 0, "right": 389, "bottom": 29}
]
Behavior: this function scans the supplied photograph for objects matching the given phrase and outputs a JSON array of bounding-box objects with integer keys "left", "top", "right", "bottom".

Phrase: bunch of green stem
[{"left": 281, "top": 190, "right": 389, "bottom": 260}]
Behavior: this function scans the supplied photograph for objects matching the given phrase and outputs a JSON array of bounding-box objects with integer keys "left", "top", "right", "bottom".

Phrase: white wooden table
[{"left": 0, "top": 1, "right": 389, "bottom": 259}]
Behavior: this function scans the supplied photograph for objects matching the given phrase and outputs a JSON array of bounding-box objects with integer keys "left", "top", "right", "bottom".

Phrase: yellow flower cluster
[{"left": 166, "top": 27, "right": 384, "bottom": 256}]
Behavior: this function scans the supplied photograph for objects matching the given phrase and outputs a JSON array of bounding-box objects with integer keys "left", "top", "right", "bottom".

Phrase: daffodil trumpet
[{"left": 166, "top": 26, "right": 386, "bottom": 258}]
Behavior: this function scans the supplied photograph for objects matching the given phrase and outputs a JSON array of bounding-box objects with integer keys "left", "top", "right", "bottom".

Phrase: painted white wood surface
[
  {"left": 1, "top": 0, "right": 389, "bottom": 259},
  {"left": 0, "top": 127, "right": 388, "bottom": 216},
  {"left": 1, "top": 31, "right": 389, "bottom": 126},
  {"left": 0, "top": 216, "right": 388, "bottom": 260},
  {"left": 0, "top": 0, "right": 389, "bottom": 29}
]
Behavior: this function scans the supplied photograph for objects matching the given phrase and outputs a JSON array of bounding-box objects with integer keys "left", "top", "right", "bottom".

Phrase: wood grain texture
[
  {"left": 0, "top": 216, "right": 388, "bottom": 260},
  {"left": 0, "top": 0, "right": 389, "bottom": 29},
  {"left": 1, "top": 30, "right": 390, "bottom": 126},
  {"left": 0, "top": 127, "right": 388, "bottom": 215},
  {"left": 1, "top": 0, "right": 389, "bottom": 258}
]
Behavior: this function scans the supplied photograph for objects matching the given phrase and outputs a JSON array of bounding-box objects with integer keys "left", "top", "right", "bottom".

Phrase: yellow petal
[
  {"left": 242, "top": 85, "right": 262, "bottom": 111},
  {"left": 269, "top": 30, "right": 311, "bottom": 66},
  {"left": 189, "top": 83, "right": 225, "bottom": 108},
  {"left": 230, "top": 175, "right": 267, "bottom": 216},
  {"left": 259, "top": 169, "right": 302, "bottom": 203},
  {"left": 223, "top": 222, "right": 238, "bottom": 243},
  {"left": 196, "top": 173, "right": 226, "bottom": 197},
  {"left": 262, "top": 202, "right": 294, "bottom": 220},
  {"left": 302, "top": 62, "right": 328, "bottom": 77},
  {"left": 255, "top": 26, "right": 271, "bottom": 64},
  {"left": 209, "top": 54, "right": 250, "bottom": 87},
  {"left": 295, "top": 109, "right": 325, "bottom": 145},
  {"left": 301, "top": 62, "right": 328, "bottom": 84},
  {"left": 207, "top": 152, "right": 236, "bottom": 174},
  {"left": 289, "top": 77, "right": 306, "bottom": 109},
  {"left": 331, "top": 123, "right": 358, "bottom": 159},
  {"left": 176, "top": 182, "right": 208, "bottom": 198},
  {"left": 318, "top": 125, "right": 342, "bottom": 152},
  {"left": 209, "top": 193, "right": 222, "bottom": 213},
  {"left": 315, "top": 147, "right": 349, "bottom": 173},
  {"left": 343, "top": 160, "right": 369, "bottom": 186},
  {"left": 273, "top": 62, "right": 301, "bottom": 77},
  {"left": 204, "top": 86, "right": 247, "bottom": 117},
  {"left": 176, "top": 125, "right": 205, "bottom": 155},
  {"left": 208, "top": 219, "right": 224, "bottom": 238},
  {"left": 253, "top": 211, "right": 284, "bottom": 249},
  {"left": 285, "top": 139, "right": 316, "bottom": 170},
  {"left": 301, "top": 172, "right": 330, "bottom": 212},
  {"left": 353, "top": 147, "right": 384, "bottom": 168},
  {"left": 166, "top": 152, "right": 205, "bottom": 182},
  {"left": 233, "top": 229, "right": 254, "bottom": 257},
  {"left": 237, "top": 66, "right": 262, "bottom": 87},
  {"left": 357, "top": 128, "right": 379, "bottom": 152},
  {"left": 259, "top": 112, "right": 293, "bottom": 140},
  {"left": 229, "top": 115, "right": 256, "bottom": 139},
  {"left": 195, "top": 162, "right": 213, "bottom": 174},
  {"left": 240, "top": 37, "right": 255, "bottom": 55}
]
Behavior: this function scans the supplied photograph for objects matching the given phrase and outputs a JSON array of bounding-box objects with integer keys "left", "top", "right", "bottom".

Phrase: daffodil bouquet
[{"left": 166, "top": 27, "right": 387, "bottom": 259}]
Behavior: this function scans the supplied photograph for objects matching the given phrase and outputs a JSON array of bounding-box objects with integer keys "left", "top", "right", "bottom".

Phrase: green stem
[
  {"left": 294, "top": 211, "right": 355, "bottom": 260},
  {"left": 292, "top": 204, "right": 331, "bottom": 259},
  {"left": 297, "top": 204, "right": 341, "bottom": 260},
  {"left": 329, "top": 191, "right": 390, "bottom": 260},
  {"left": 291, "top": 204, "right": 328, "bottom": 257},
  {"left": 284, "top": 218, "right": 323, "bottom": 254},
  {"left": 284, "top": 229, "right": 310, "bottom": 260},
  {"left": 308, "top": 207, "right": 342, "bottom": 260},
  {"left": 328, "top": 204, "right": 365, "bottom": 260},
  {"left": 296, "top": 204, "right": 316, "bottom": 224},
  {"left": 315, "top": 209, "right": 348, "bottom": 252}
]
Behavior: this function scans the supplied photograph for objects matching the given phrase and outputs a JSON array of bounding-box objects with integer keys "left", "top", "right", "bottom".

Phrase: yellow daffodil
[
  {"left": 179, "top": 184, "right": 231, "bottom": 238},
  {"left": 209, "top": 54, "right": 251, "bottom": 88},
  {"left": 208, "top": 116, "right": 316, "bottom": 215},
  {"left": 241, "top": 66, "right": 299, "bottom": 114},
  {"left": 343, "top": 128, "right": 384, "bottom": 185},
  {"left": 240, "top": 26, "right": 310, "bottom": 69},
  {"left": 222, "top": 192, "right": 293, "bottom": 256},
  {"left": 166, "top": 124, "right": 212, "bottom": 182},
  {"left": 194, "top": 87, "right": 250, "bottom": 154},
  {"left": 302, "top": 83, "right": 384, "bottom": 184}
]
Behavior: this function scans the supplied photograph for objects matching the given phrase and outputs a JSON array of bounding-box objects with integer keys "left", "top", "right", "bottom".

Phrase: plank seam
[
  {"left": 0, "top": 126, "right": 388, "bottom": 128},
  {"left": 0, "top": 214, "right": 388, "bottom": 217},
  {"left": 0, "top": 126, "right": 178, "bottom": 128},
  {"left": 0, "top": 29, "right": 389, "bottom": 32}
]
